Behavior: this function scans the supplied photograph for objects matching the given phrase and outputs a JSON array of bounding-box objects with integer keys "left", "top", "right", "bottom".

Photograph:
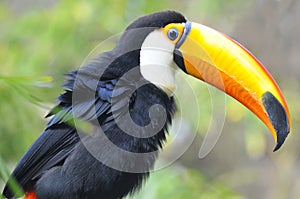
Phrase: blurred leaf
[
  {"left": 0, "top": 76, "right": 53, "bottom": 105},
  {"left": 0, "top": 157, "right": 23, "bottom": 197},
  {"left": 128, "top": 167, "right": 243, "bottom": 199},
  {"left": 0, "top": 157, "right": 9, "bottom": 185}
]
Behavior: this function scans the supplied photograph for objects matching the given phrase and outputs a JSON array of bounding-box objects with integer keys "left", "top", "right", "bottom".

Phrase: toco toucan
[{"left": 2, "top": 10, "right": 290, "bottom": 199}]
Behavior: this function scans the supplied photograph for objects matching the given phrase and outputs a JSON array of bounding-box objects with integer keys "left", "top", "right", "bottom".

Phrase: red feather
[{"left": 25, "top": 191, "right": 37, "bottom": 199}]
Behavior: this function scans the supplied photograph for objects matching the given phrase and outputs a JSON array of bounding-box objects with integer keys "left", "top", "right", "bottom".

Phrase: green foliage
[{"left": 129, "top": 167, "right": 243, "bottom": 199}]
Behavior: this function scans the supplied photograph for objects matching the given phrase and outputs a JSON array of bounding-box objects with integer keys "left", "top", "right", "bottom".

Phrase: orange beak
[{"left": 169, "top": 22, "right": 290, "bottom": 151}]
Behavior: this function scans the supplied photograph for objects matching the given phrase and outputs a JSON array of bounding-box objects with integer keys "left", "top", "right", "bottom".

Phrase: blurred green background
[{"left": 0, "top": 0, "right": 299, "bottom": 198}]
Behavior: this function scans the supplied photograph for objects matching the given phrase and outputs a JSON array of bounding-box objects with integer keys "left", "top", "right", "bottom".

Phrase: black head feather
[
  {"left": 114, "top": 11, "right": 186, "bottom": 54},
  {"left": 126, "top": 10, "right": 186, "bottom": 30}
]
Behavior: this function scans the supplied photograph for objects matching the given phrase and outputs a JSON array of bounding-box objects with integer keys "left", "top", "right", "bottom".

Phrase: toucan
[{"left": 3, "top": 10, "right": 290, "bottom": 199}]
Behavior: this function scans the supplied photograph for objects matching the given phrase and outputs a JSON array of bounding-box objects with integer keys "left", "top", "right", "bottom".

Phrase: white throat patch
[{"left": 140, "top": 30, "right": 178, "bottom": 96}]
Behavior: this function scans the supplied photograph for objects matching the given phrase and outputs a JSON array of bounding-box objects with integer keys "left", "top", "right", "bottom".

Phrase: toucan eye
[{"left": 167, "top": 28, "right": 179, "bottom": 41}]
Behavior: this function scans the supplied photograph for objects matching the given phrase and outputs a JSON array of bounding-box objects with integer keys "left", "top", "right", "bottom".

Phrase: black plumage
[{"left": 3, "top": 11, "right": 185, "bottom": 199}]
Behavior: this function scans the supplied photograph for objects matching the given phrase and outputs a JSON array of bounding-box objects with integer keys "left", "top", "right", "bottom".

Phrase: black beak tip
[
  {"left": 273, "top": 143, "right": 282, "bottom": 152},
  {"left": 273, "top": 134, "right": 288, "bottom": 152},
  {"left": 273, "top": 125, "right": 290, "bottom": 152},
  {"left": 262, "top": 91, "right": 290, "bottom": 152}
]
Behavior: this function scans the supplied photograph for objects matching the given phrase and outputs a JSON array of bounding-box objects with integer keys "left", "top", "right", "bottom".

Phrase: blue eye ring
[{"left": 167, "top": 28, "right": 179, "bottom": 41}]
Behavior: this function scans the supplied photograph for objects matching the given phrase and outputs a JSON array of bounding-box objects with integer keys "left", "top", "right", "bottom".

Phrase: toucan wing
[{"left": 3, "top": 53, "right": 119, "bottom": 197}]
